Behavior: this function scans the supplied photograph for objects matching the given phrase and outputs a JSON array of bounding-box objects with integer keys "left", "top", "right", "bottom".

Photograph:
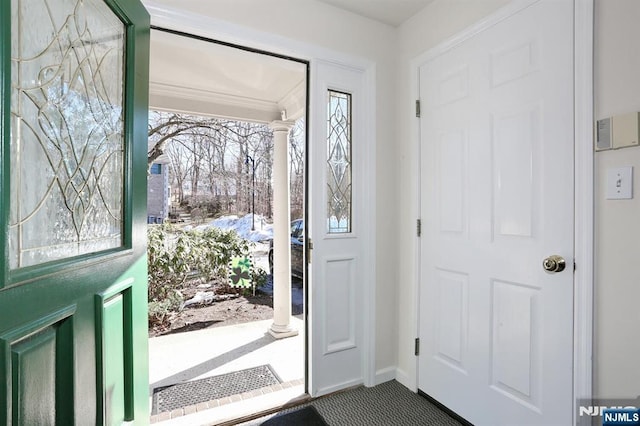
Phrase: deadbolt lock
[{"left": 542, "top": 255, "right": 566, "bottom": 273}]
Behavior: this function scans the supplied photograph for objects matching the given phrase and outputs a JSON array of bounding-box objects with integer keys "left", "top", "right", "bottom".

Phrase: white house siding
[{"left": 147, "top": 164, "right": 170, "bottom": 223}]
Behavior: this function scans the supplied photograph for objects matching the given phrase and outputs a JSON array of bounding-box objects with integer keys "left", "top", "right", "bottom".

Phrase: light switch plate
[{"left": 606, "top": 166, "right": 633, "bottom": 199}]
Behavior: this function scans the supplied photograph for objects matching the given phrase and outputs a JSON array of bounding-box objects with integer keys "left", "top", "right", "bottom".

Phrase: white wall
[
  {"left": 394, "top": 0, "right": 511, "bottom": 389},
  {"left": 145, "top": 0, "right": 399, "bottom": 377},
  {"left": 594, "top": 0, "right": 640, "bottom": 398}
]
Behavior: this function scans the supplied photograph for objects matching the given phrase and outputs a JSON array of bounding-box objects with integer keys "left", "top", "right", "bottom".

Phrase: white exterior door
[
  {"left": 309, "top": 59, "right": 373, "bottom": 396},
  {"left": 418, "top": 1, "right": 574, "bottom": 425}
]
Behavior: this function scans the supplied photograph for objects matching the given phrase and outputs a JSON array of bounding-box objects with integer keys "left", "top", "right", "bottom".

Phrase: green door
[{"left": 0, "top": 0, "right": 149, "bottom": 424}]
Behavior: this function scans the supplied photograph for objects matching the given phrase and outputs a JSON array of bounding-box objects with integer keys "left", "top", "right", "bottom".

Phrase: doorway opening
[{"left": 145, "top": 27, "right": 309, "bottom": 424}]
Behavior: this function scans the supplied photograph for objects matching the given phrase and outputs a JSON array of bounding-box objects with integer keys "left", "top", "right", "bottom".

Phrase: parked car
[{"left": 268, "top": 219, "right": 304, "bottom": 279}]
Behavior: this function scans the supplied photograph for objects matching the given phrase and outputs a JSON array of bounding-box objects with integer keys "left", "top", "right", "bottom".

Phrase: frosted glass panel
[
  {"left": 327, "top": 90, "right": 352, "bottom": 234},
  {"left": 10, "top": 0, "right": 125, "bottom": 268}
]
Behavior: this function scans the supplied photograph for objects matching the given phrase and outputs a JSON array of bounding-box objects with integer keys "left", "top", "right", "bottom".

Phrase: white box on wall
[
  {"left": 596, "top": 117, "right": 612, "bottom": 150},
  {"left": 597, "top": 112, "right": 640, "bottom": 151},
  {"left": 612, "top": 112, "right": 640, "bottom": 149}
]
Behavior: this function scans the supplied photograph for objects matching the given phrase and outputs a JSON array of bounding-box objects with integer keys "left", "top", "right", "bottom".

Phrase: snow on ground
[{"left": 195, "top": 214, "right": 273, "bottom": 243}]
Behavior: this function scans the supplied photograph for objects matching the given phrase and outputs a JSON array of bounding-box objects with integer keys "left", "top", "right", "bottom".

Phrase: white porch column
[{"left": 269, "top": 120, "right": 298, "bottom": 339}]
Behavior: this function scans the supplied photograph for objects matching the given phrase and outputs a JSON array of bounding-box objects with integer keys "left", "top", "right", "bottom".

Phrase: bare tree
[
  {"left": 289, "top": 119, "right": 305, "bottom": 218},
  {"left": 165, "top": 139, "right": 192, "bottom": 205},
  {"left": 148, "top": 112, "right": 217, "bottom": 171},
  {"left": 148, "top": 111, "right": 304, "bottom": 219}
]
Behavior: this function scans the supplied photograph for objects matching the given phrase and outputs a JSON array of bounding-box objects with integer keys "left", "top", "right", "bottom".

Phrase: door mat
[
  {"left": 261, "top": 406, "right": 328, "bottom": 426},
  {"left": 152, "top": 364, "right": 281, "bottom": 414}
]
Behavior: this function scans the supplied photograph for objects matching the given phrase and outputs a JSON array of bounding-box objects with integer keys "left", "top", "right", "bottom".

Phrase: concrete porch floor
[{"left": 149, "top": 316, "right": 306, "bottom": 425}]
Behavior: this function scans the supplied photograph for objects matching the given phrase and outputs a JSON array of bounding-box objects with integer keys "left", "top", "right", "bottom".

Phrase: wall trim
[
  {"left": 315, "top": 378, "right": 363, "bottom": 397},
  {"left": 143, "top": 0, "right": 373, "bottom": 69},
  {"left": 362, "top": 61, "right": 378, "bottom": 388},
  {"left": 395, "top": 367, "right": 413, "bottom": 390},
  {"left": 573, "top": 1, "right": 595, "bottom": 424},
  {"left": 143, "top": 0, "right": 377, "bottom": 395},
  {"left": 375, "top": 366, "right": 397, "bottom": 385},
  {"left": 410, "top": 0, "right": 594, "bottom": 421}
]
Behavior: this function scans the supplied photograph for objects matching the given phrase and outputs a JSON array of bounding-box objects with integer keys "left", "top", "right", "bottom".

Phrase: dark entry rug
[
  {"left": 152, "top": 364, "right": 281, "bottom": 414},
  {"left": 261, "top": 406, "right": 328, "bottom": 426}
]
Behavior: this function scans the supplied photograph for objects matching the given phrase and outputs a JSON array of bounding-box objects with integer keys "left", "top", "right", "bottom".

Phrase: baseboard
[
  {"left": 374, "top": 366, "right": 396, "bottom": 385},
  {"left": 395, "top": 368, "right": 417, "bottom": 392},
  {"left": 315, "top": 378, "right": 362, "bottom": 397}
]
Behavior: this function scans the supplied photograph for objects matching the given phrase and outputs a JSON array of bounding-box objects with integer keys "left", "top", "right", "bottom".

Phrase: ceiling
[
  {"left": 149, "top": 30, "right": 307, "bottom": 123},
  {"left": 316, "top": 0, "right": 435, "bottom": 27}
]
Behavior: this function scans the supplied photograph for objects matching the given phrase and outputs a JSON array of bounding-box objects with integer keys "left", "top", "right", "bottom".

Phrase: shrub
[
  {"left": 147, "top": 224, "right": 187, "bottom": 302},
  {"left": 251, "top": 267, "right": 268, "bottom": 289},
  {"left": 147, "top": 224, "right": 252, "bottom": 302},
  {"left": 148, "top": 291, "right": 184, "bottom": 326},
  {"left": 147, "top": 224, "right": 273, "bottom": 328}
]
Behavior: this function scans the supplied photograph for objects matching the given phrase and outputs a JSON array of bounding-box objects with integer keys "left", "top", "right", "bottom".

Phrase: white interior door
[
  {"left": 418, "top": 1, "right": 574, "bottom": 425},
  {"left": 309, "top": 59, "right": 371, "bottom": 396}
]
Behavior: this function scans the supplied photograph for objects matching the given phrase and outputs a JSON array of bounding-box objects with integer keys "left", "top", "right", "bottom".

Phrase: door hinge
[
  {"left": 415, "top": 338, "right": 420, "bottom": 356},
  {"left": 416, "top": 219, "right": 422, "bottom": 237},
  {"left": 415, "top": 100, "right": 421, "bottom": 117},
  {"left": 307, "top": 239, "right": 313, "bottom": 264}
]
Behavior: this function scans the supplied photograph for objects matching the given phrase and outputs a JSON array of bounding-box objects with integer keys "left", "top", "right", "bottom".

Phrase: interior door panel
[{"left": 418, "top": 1, "right": 575, "bottom": 425}]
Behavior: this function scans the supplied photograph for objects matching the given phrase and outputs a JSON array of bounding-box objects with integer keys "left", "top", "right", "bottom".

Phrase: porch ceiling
[{"left": 149, "top": 29, "right": 306, "bottom": 123}]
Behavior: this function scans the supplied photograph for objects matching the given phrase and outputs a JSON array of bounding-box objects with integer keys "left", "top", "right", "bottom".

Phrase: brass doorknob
[{"left": 542, "top": 255, "right": 566, "bottom": 273}]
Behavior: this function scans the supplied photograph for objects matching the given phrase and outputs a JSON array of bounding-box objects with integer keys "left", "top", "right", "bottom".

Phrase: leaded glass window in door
[
  {"left": 327, "top": 90, "right": 352, "bottom": 234},
  {"left": 10, "top": 0, "right": 126, "bottom": 268}
]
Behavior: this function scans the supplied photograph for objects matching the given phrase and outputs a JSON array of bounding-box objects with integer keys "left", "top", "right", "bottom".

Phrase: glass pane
[
  {"left": 327, "top": 90, "right": 352, "bottom": 233},
  {"left": 10, "top": 0, "right": 126, "bottom": 268}
]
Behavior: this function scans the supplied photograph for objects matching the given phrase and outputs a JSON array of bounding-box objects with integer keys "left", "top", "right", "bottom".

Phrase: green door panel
[
  {"left": 1, "top": 306, "right": 76, "bottom": 425},
  {"left": 103, "top": 294, "right": 126, "bottom": 425},
  {"left": 0, "top": 0, "right": 150, "bottom": 424},
  {"left": 96, "top": 266, "right": 149, "bottom": 425},
  {"left": 12, "top": 328, "right": 57, "bottom": 425}
]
